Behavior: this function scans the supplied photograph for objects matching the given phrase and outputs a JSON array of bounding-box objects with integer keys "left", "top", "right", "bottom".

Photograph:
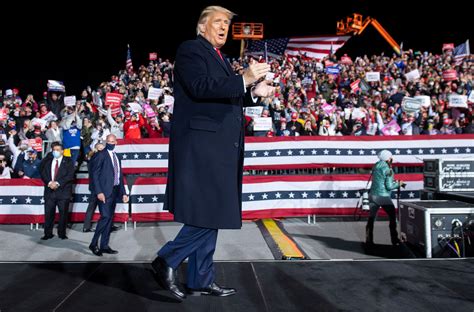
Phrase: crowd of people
[{"left": 0, "top": 48, "right": 473, "bottom": 179}]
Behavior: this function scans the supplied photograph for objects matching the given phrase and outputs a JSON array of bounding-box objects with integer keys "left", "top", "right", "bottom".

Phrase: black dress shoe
[
  {"left": 391, "top": 238, "right": 401, "bottom": 246},
  {"left": 40, "top": 234, "right": 54, "bottom": 240},
  {"left": 100, "top": 247, "right": 118, "bottom": 254},
  {"left": 89, "top": 244, "right": 103, "bottom": 256},
  {"left": 82, "top": 228, "right": 94, "bottom": 233},
  {"left": 187, "top": 282, "right": 236, "bottom": 297},
  {"left": 111, "top": 225, "right": 120, "bottom": 232},
  {"left": 151, "top": 256, "right": 186, "bottom": 300},
  {"left": 59, "top": 235, "right": 68, "bottom": 240}
]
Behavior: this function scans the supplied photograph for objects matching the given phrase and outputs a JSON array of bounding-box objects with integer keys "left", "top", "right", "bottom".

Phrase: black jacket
[
  {"left": 39, "top": 153, "right": 75, "bottom": 200},
  {"left": 164, "top": 35, "right": 255, "bottom": 229}
]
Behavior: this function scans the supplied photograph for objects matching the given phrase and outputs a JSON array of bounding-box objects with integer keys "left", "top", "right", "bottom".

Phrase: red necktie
[
  {"left": 215, "top": 48, "right": 224, "bottom": 61},
  {"left": 53, "top": 160, "right": 59, "bottom": 181}
]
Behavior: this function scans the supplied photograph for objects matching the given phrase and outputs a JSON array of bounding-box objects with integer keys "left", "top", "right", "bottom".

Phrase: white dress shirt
[
  {"left": 107, "top": 149, "right": 121, "bottom": 184},
  {"left": 51, "top": 156, "right": 63, "bottom": 182}
]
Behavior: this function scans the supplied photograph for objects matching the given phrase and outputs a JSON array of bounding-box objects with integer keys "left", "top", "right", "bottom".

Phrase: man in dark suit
[
  {"left": 39, "top": 142, "right": 75, "bottom": 240},
  {"left": 89, "top": 134, "right": 128, "bottom": 256},
  {"left": 151, "top": 6, "right": 274, "bottom": 300},
  {"left": 83, "top": 140, "right": 121, "bottom": 233}
]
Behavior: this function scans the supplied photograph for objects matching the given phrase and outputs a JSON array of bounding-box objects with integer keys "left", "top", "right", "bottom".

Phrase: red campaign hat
[
  {"left": 266, "top": 131, "right": 274, "bottom": 137},
  {"left": 443, "top": 118, "right": 452, "bottom": 125},
  {"left": 13, "top": 88, "right": 19, "bottom": 94},
  {"left": 291, "top": 112, "right": 298, "bottom": 120},
  {"left": 43, "top": 91, "right": 48, "bottom": 97}
]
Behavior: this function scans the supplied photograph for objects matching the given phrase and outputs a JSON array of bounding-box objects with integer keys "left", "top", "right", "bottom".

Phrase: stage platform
[
  {"left": 0, "top": 218, "right": 411, "bottom": 262},
  {"left": 1, "top": 259, "right": 473, "bottom": 312},
  {"left": 1, "top": 218, "right": 472, "bottom": 311}
]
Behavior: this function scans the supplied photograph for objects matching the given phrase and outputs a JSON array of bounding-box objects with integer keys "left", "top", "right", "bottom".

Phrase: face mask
[
  {"left": 52, "top": 151, "right": 61, "bottom": 159},
  {"left": 106, "top": 143, "right": 115, "bottom": 151}
]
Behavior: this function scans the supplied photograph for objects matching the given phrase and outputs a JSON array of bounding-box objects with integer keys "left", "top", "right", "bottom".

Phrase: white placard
[
  {"left": 448, "top": 94, "right": 468, "bottom": 108},
  {"left": 265, "top": 72, "right": 275, "bottom": 81},
  {"left": 30, "top": 118, "right": 48, "bottom": 130},
  {"left": 128, "top": 102, "right": 143, "bottom": 113},
  {"left": 351, "top": 108, "right": 366, "bottom": 120},
  {"left": 164, "top": 95, "right": 174, "bottom": 106},
  {"left": 253, "top": 117, "right": 273, "bottom": 131},
  {"left": 41, "top": 111, "right": 57, "bottom": 122},
  {"left": 365, "top": 72, "right": 380, "bottom": 82},
  {"left": 92, "top": 91, "right": 103, "bottom": 107},
  {"left": 164, "top": 95, "right": 174, "bottom": 114},
  {"left": 414, "top": 95, "right": 431, "bottom": 108},
  {"left": 405, "top": 69, "right": 420, "bottom": 82},
  {"left": 401, "top": 97, "right": 422, "bottom": 113},
  {"left": 64, "top": 96, "right": 76, "bottom": 107},
  {"left": 245, "top": 106, "right": 264, "bottom": 119},
  {"left": 366, "top": 123, "right": 378, "bottom": 135},
  {"left": 147, "top": 87, "right": 163, "bottom": 100},
  {"left": 344, "top": 108, "right": 352, "bottom": 118}
]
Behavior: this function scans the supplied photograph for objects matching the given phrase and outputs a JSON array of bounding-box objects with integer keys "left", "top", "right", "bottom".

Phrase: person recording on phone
[{"left": 366, "top": 150, "right": 406, "bottom": 247}]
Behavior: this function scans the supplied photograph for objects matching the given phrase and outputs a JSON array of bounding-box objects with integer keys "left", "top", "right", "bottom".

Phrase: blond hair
[{"left": 196, "top": 6, "right": 236, "bottom": 35}]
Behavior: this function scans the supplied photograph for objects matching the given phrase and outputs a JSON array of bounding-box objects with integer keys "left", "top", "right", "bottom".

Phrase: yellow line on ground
[{"left": 262, "top": 219, "right": 305, "bottom": 259}]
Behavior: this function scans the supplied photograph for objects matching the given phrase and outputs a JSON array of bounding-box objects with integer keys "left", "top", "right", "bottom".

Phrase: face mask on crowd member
[
  {"left": 106, "top": 135, "right": 117, "bottom": 151},
  {"left": 52, "top": 144, "right": 64, "bottom": 159}
]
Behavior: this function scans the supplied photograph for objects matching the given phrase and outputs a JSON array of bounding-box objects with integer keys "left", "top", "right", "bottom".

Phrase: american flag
[
  {"left": 114, "top": 136, "right": 474, "bottom": 173},
  {"left": 350, "top": 79, "right": 361, "bottom": 93},
  {"left": 246, "top": 35, "right": 351, "bottom": 60},
  {"left": 453, "top": 40, "right": 470, "bottom": 65},
  {"left": 126, "top": 44, "right": 134, "bottom": 73}
]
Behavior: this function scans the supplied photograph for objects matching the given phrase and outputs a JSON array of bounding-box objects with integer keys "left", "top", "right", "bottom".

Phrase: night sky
[{"left": 1, "top": 0, "right": 471, "bottom": 97}]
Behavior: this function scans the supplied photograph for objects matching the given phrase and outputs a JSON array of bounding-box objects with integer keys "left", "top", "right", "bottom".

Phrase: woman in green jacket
[{"left": 366, "top": 150, "right": 405, "bottom": 247}]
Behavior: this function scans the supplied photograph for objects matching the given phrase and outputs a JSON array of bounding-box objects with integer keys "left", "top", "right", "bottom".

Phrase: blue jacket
[{"left": 22, "top": 158, "right": 42, "bottom": 179}]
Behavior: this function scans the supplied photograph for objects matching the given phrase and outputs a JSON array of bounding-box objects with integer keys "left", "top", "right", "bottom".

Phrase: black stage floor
[{"left": 1, "top": 260, "right": 473, "bottom": 312}]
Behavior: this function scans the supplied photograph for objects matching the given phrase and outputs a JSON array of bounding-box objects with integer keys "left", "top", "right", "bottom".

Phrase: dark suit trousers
[
  {"left": 84, "top": 195, "right": 99, "bottom": 231},
  {"left": 44, "top": 194, "right": 70, "bottom": 237},
  {"left": 157, "top": 225, "right": 218, "bottom": 289},
  {"left": 91, "top": 186, "right": 118, "bottom": 249}
]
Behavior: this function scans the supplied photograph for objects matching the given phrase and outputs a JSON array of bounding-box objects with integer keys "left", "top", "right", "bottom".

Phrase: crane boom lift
[{"left": 337, "top": 13, "right": 401, "bottom": 55}]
